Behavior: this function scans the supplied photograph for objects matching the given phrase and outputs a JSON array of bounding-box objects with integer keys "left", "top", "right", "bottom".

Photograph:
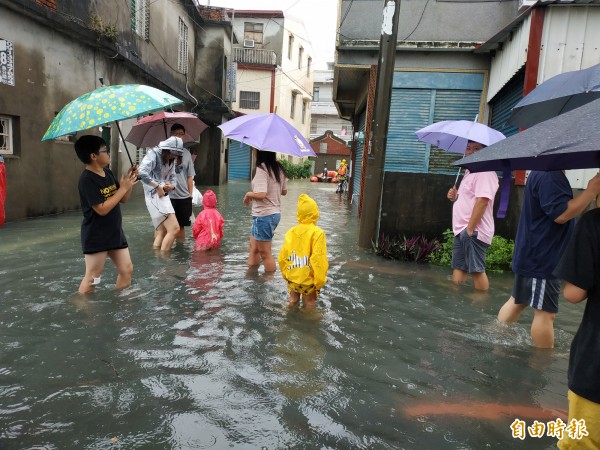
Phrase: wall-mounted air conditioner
[{"left": 243, "top": 39, "right": 255, "bottom": 48}]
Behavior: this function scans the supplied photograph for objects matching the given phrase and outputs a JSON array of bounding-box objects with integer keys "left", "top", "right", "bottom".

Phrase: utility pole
[{"left": 358, "top": 0, "right": 401, "bottom": 248}]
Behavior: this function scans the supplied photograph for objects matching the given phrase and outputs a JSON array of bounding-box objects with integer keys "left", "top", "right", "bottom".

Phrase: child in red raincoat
[{"left": 192, "top": 190, "right": 224, "bottom": 251}]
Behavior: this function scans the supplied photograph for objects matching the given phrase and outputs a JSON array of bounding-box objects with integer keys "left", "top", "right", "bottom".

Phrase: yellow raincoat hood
[{"left": 278, "top": 194, "right": 328, "bottom": 293}]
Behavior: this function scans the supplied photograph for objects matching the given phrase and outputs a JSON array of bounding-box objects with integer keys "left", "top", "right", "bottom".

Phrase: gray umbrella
[
  {"left": 453, "top": 97, "right": 600, "bottom": 173},
  {"left": 508, "top": 63, "right": 600, "bottom": 129}
]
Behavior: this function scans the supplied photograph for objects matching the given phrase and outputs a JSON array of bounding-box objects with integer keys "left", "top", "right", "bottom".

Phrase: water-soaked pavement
[{"left": 0, "top": 179, "right": 580, "bottom": 449}]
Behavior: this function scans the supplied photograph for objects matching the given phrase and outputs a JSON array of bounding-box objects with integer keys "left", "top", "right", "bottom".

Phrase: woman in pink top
[
  {"left": 192, "top": 190, "right": 224, "bottom": 251},
  {"left": 243, "top": 150, "right": 288, "bottom": 272}
]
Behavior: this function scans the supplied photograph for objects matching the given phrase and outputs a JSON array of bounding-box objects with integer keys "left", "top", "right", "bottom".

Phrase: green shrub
[
  {"left": 278, "top": 159, "right": 312, "bottom": 179},
  {"left": 373, "top": 234, "right": 441, "bottom": 263},
  {"left": 428, "top": 228, "right": 514, "bottom": 272}
]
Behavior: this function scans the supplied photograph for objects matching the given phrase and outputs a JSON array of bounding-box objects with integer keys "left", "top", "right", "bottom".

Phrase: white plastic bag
[{"left": 192, "top": 187, "right": 203, "bottom": 207}]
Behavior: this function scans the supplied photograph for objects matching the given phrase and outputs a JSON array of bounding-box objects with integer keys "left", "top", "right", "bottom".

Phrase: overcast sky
[{"left": 202, "top": 0, "right": 338, "bottom": 69}]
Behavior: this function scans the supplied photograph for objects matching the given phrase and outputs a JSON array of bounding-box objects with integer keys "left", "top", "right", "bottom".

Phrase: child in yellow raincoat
[{"left": 278, "top": 194, "right": 329, "bottom": 309}]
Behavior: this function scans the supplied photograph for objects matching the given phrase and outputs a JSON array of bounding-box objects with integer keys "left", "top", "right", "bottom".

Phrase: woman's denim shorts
[{"left": 251, "top": 213, "right": 281, "bottom": 242}]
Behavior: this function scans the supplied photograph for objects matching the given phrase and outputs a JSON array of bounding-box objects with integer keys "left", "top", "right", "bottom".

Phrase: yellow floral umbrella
[{"left": 42, "top": 84, "right": 183, "bottom": 164}]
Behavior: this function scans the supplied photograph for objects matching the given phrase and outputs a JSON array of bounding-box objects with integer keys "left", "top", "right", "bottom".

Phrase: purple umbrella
[
  {"left": 415, "top": 120, "right": 506, "bottom": 153},
  {"left": 218, "top": 113, "right": 316, "bottom": 157}
]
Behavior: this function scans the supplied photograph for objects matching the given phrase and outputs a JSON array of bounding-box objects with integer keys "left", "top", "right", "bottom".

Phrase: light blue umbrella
[{"left": 42, "top": 84, "right": 183, "bottom": 164}]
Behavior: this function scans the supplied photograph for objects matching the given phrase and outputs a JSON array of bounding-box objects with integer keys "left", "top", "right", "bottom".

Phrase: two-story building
[
  {"left": 0, "top": 0, "right": 233, "bottom": 222},
  {"left": 225, "top": 10, "right": 314, "bottom": 181}
]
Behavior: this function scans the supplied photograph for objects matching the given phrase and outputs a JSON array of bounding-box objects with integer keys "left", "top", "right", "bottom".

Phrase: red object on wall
[
  {"left": 36, "top": 0, "right": 56, "bottom": 9},
  {"left": 515, "top": 6, "right": 546, "bottom": 186},
  {"left": 0, "top": 161, "right": 6, "bottom": 227}
]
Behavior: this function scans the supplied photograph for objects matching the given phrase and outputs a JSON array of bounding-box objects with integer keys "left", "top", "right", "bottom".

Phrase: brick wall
[{"left": 310, "top": 131, "right": 350, "bottom": 157}]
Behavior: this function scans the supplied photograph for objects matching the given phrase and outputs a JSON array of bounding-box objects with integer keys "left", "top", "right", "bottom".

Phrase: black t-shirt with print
[
  {"left": 78, "top": 168, "right": 128, "bottom": 254},
  {"left": 554, "top": 208, "right": 600, "bottom": 404}
]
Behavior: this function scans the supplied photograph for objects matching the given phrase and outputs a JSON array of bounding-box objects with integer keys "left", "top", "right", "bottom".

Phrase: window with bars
[
  {"left": 291, "top": 92, "right": 297, "bottom": 119},
  {"left": 243, "top": 22, "right": 264, "bottom": 46},
  {"left": 313, "top": 86, "right": 320, "bottom": 102},
  {"left": 288, "top": 35, "right": 294, "bottom": 59},
  {"left": 302, "top": 100, "right": 307, "bottom": 124},
  {"left": 320, "top": 142, "right": 327, "bottom": 153},
  {"left": 298, "top": 47, "right": 303, "bottom": 69},
  {"left": 178, "top": 17, "right": 189, "bottom": 74},
  {"left": 239, "top": 91, "right": 260, "bottom": 109},
  {"left": 131, "top": 0, "right": 150, "bottom": 40},
  {"left": 0, "top": 115, "right": 13, "bottom": 155}
]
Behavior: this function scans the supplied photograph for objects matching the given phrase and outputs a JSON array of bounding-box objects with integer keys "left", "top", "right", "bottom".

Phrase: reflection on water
[{"left": 0, "top": 181, "right": 579, "bottom": 448}]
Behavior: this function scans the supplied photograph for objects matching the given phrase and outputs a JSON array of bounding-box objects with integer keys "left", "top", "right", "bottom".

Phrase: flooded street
[{"left": 0, "top": 180, "right": 580, "bottom": 449}]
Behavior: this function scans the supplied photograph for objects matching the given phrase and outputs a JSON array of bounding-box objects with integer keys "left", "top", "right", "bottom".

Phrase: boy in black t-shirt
[
  {"left": 74, "top": 135, "right": 138, "bottom": 294},
  {"left": 554, "top": 208, "right": 600, "bottom": 449}
]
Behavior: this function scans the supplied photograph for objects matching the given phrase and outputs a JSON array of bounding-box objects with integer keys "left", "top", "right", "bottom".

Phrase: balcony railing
[{"left": 233, "top": 47, "right": 277, "bottom": 66}]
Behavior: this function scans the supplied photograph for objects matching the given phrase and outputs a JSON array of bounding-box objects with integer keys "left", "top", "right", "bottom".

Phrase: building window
[
  {"left": 131, "top": 0, "right": 150, "bottom": 40},
  {"left": 307, "top": 57, "right": 312, "bottom": 76},
  {"left": 244, "top": 22, "right": 263, "bottom": 47},
  {"left": 0, "top": 115, "right": 13, "bottom": 155},
  {"left": 298, "top": 47, "right": 303, "bottom": 69},
  {"left": 178, "top": 17, "right": 189, "bottom": 74},
  {"left": 291, "top": 92, "right": 297, "bottom": 119},
  {"left": 320, "top": 142, "right": 328, "bottom": 153},
  {"left": 313, "top": 86, "right": 320, "bottom": 102},
  {"left": 288, "top": 35, "right": 294, "bottom": 59},
  {"left": 310, "top": 122, "right": 318, "bottom": 134},
  {"left": 239, "top": 91, "right": 260, "bottom": 109},
  {"left": 302, "top": 100, "right": 308, "bottom": 124}
]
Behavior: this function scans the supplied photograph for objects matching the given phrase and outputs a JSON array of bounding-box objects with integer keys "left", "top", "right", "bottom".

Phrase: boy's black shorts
[{"left": 170, "top": 197, "right": 193, "bottom": 227}]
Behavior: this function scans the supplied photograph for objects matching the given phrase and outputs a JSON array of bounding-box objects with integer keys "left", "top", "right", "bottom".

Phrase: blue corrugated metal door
[
  {"left": 428, "top": 90, "right": 482, "bottom": 175},
  {"left": 490, "top": 68, "right": 525, "bottom": 138},
  {"left": 352, "top": 110, "right": 367, "bottom": 199},
  {"left": 385, "top": 89, "right": 433, "bottom": 173},
  {"left": 228, "top": 140, "right": 251, "bottom": 181}
]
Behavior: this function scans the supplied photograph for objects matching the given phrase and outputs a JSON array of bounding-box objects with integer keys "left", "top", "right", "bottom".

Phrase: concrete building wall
[
  {"left": 231, "top": 67, "right": 274, "bottom": 114},
  {"left": 338, "top": 0, "right": 518, "bottom": 43},
  {"left": 0, "top": 0, "right": 230, "bottom": 221}
]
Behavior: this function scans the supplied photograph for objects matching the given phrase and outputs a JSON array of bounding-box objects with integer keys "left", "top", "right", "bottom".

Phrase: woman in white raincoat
[{"left": 138, "top": 136, "right": 183, "bottom": 252}]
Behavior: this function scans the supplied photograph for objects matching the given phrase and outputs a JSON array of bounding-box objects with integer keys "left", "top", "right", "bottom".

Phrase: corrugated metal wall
[
  {"left": 385, "top": 89, "right": 433, "bottom": 173},
  {"left": 490, "top": 68, "right": 524, "bottom": 138},
  {"left": 539, "top": 5, "right": 600, "bottom": 188},
  {"left": 228, "top": 140, "right": 251, "bottom": 181},
  {"left": 486, "top": 15, "right": 530, "bottom": 102},
  {"left": 384, "top": 71, "right": 484, "bottom": 174},
  {"left": 429, "top": 90, "right": 482, "bottom": 174},
  {"left": 539, "top": 6, "right": 600, "bottom": 79},
  {"left": 352, "top": 110, "right": 367, "bottom": 200}
]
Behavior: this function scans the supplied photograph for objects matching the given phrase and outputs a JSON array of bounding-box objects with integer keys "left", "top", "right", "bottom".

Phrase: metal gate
[{"left": 228, "top": 140, "right": 251, "bottom": 181}]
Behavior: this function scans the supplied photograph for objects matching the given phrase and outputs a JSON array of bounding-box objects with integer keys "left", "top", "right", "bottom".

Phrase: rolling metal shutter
[
  {"left": 353, "top": 110, "right": 367, "bottom": 199},
  {"left": 228, "top": 140, "right": 251, "bottom": 181},
  {"left": 429, "top": 90, "right": 482, "bottom": 175},
  {"left": 385, "top": 89, "right": 433, "bottom": 173},
  {"left": 490, "top": 69, "right": 525, "bottom": 138}
]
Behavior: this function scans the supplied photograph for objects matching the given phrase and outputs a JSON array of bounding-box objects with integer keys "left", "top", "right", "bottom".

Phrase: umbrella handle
[
  {"left": 115, "top": 121, "right": 135, "bottom": 167},
  {"left": 454, "top": 167, "right": 461, "bottom": 186}
]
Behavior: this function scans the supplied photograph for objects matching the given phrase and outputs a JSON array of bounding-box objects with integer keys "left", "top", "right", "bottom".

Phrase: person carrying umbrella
[
  {"left": 168, "top": 123, "right": 196, "bottom": 241},
  {"left": 497, "top": 170, "right": 600, "bottom": 348},
  {"left": 138, "top": 136, "right": 184, "bottom": 252},
  {"left": 446, "top": 141, "right": 499, "bottom": 291},
  {"left": 74, "top": 135, "right": 138, "bottom": 294},
  {"left": 243, "top": 150, "right": 288, "bottom": 272}
]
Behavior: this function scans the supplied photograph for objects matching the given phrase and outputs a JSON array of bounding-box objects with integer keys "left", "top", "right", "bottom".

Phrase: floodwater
[{"left": 0, "top": 180, "right": 582, "bottom": 449}]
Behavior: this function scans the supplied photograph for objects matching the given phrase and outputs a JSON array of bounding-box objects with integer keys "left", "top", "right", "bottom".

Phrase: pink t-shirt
[
  {"left": 452, "top": 170, "right": 499, "bottom": 245},
  {"left": 251, "top": 165, "right": 287, "bottom": 217}
]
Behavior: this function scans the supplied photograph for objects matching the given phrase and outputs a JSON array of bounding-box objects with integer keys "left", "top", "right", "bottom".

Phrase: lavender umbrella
[
  {"left": 415, "top": 120, "right": 506, "bottom": 153},
  {"left": 218, "top": 113, "right": 316, "bottom": 157}
]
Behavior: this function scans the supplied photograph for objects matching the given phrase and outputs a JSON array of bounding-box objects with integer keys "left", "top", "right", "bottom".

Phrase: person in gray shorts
[
  {"left": 169, "top": 123, "right": 196, "bottom": 240},
  {"left": 498, "top": 170, "right": 600, "bottom": 348}
]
